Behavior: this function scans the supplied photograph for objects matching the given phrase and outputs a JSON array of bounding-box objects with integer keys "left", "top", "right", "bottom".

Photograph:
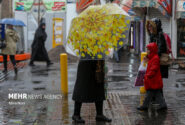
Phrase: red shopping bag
[{"left": 134, "top": 61, "right": 147, "bottom": 86}]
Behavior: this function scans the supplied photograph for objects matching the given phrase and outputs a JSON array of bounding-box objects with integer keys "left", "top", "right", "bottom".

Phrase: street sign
[
  {"left": 30, "top": 0, "right": 46, "bottom": 23},
  {"left": 177, "top": 0, "right": 185, "bottom": 12},
  {"left": 43, "top": 0, "right": 66, "bottom": 11},
  {"left": 14, "top": 0, "right": 34, "bottom": 11},
  {"left": 52, "top": 18, "right": 63, "bottom": 48},
  {"left": 0, "top": 24, "right": 5, "bottom": 40}
]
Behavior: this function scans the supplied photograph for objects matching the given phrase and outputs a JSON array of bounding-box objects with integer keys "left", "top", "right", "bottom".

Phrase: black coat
[
  {"left": 149, "top": 32, "right": 168, "bottom": 78},
  {"left": 72, "top": 60, "right": 105, "bottom": 102},
  {"left": 149, "top": 32, "right": 167, "bottom": 56},
  {"left": 30, "top": 23, "right": 50, "bottom": 62}
]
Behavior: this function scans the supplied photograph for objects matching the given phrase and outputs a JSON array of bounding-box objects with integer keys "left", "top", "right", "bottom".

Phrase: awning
[
  {"left": 76, "top": 0, "right": 95, "bottom": 13},
  {"left": 157, "top": 0, "right": 172, "bottom": 16},
  {"left": 14, "top": 0, "right": 67, "bottom": 12},
  {"left": 176, "top": 0, "right": 185, "bottom": 19},
  {"left": 131, "top": 0, "right": 171, "bottom": 17},
  {"left": 120, "top": 0, "right": 142, "bottom": 21},
  {"left": 112, "top": 0, "right": 141, "bottom": 21},
  {"left": 121, "top": 0, "right": 136, "bottom": 15}
]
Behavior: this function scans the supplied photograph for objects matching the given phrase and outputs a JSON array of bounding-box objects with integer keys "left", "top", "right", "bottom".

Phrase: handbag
[
  {"left": 95, "top": 61, "right": 105, "bottom": 84},
  {"left": 160, "top": 53, "right": 172, "bottom": 65},
  {"left": 0, "top": 41, "right": 6, "bottom": 49},
  {"left": 134, "top": 61, "right": 147, "bottom": 87}
]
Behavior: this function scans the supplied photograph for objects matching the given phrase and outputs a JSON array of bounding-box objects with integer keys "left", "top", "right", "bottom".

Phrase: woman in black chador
[
  {"left": 72, "top": 60, "right": 112, "bottom": 124},
  {"left": 29, "top": 22, "right": 53, "bottom": 66}
]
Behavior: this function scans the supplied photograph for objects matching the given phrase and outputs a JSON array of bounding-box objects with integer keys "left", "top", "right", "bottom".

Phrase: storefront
[
  {"left": 176, "top": 0, "right": 185, "bottom": 57},
  {"left": 177, "top": 19, "right": 185, "bottom": 57},
  {"left": 128, "top": 19, "right": 144, "bottom": 54},
  {"left": 127, "top": 0, "right": 171, "bottom": 54}
]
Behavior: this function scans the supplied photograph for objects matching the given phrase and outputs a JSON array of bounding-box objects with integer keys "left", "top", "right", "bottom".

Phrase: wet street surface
[{"left": 0, "top": 52, "right": 184, "bottom": 125}]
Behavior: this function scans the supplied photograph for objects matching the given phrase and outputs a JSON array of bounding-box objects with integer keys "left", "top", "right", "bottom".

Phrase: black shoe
[
  {"left": 96, "top": 115, "right": 112, "bottom": 122},
  {"left": 29, "top": 63, "right": 35, "bottom": 66},
  {"left": 137, "top": 106, "right": 148, "bottom": 111},
  {"left": 72, "top": 115, "right": 85, "bottom": 124},
  {"left": 47, "top": 62, "right": 53, "bottom": 66},
  {"left": 2, "top": 69, "right": 7, "bottom": 73}
]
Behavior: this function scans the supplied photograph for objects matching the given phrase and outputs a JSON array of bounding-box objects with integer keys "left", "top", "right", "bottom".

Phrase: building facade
[
  {"left": 175, "top": 0, "right": 185, "bottom": 58},
  {"left": 1, "top": 0, "right": 13, "bottom": 18}
]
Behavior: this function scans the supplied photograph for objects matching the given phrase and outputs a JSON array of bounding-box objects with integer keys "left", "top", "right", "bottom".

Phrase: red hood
[{"left": 146, "top": 43, "right": 158, "bottom": 59}]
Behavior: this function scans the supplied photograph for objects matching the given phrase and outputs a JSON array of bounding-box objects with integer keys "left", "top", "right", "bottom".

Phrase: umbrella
[
  {"left": 0, "top": 18, "right": 26, "bottom": 26},
  {"left": 121, "top": 0, "right": 135, "bottom": 15},
  {"left": 67, "top": 3, "right": 131, "bottom": 59}
]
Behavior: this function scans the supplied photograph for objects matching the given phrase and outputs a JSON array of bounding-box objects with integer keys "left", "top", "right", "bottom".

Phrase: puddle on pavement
[
  {"left": 176, "top": 90, "right": 185, "bottom": 97},
  {"left": 137, "top": 110, "right": 168, "bottom": 124},
  {"left": 120, "top": 94, "right": 182, "bottom": 125},
  {"left": 181, "top": 83, "right": 185, "bottom": 87},
  {"left": 32, "top": 81, "right": 42, "bottom": 84},
  {"left": 108, "top": 76, "right": 130, "bottom": 82},
  {"left": 176, "top": 79, "right": 185, "bottom": 82},
  {"left": 33, "top": 87, "right": 46, "bottom": 90},
  {"left": 176, "top": 70, "right": 185, "bottom": 74},
  {"left": 113, "top": 69, "right": 134, "bottom": 72},
  {"left": 32, "top": 73, "right": 48, "bottom": 77},
  {"left": 176, "top": 79, "right": 185, "bottom": 87},
  {"left": 62, "top": 96, "right": 69, "bottom": 125},
  {"left": 19, "top": 87, "right": 25, "bottom": 90},
  {"left": 31, "top": 67, "right": 57, "bottom": 73}
]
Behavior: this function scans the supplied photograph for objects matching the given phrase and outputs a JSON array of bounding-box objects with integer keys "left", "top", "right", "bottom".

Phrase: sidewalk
[{"left": 0, "top": 52, "right": 184, "bottom": 124}]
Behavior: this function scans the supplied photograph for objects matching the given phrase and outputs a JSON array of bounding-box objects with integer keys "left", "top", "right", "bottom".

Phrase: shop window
[{"left": 177, "top": 19, "right": 185, "bottom": 57}]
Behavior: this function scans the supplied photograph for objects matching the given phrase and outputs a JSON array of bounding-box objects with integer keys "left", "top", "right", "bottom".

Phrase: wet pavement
[{"left": 0, "top": 52, "right": 184, "bottom": 125}]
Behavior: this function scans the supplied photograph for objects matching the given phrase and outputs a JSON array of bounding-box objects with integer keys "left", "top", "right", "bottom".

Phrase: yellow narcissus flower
[
  {"left": 83, "top": 45, "right": 87, "bottom": 49},
  {"left": 97, "top": 48, "right": 101, "bottom": 52},
  {"left": 76, "top": 52, "right": 79, "bottom": 56},
  {"left": 119, "top": 41, "right": 124, "bottom": 46},
  {"left": 94, "top": 45, "right": 98, "bottom": 50},
  {"left": 87, "top": 51, "right": 91, "bottom": 55},
  {"left": 123, "top": 35, "right": 126, "bottom": 38},
  {"left": 126, "top": 20, "right": 130, "bottom": 24},
  {"left": 97, "top": 54, "right": 103, "bottom": 59},
  {"left": 80, "top": 31, "right": 86, "bottom": 38},
  {"left": 97, "top": 42, "right": 101, "bottom": 45},
  {"left": 113, "top": 41, "right": 117, "bottom": 46},
  {"left": 81, "top": 53, "right": 85, "bottom": 57},
  {"left": 83, "top": 49, "right": 88, "bottom": 52},
  {"left": 105, "top": 45, "right": 109, "bottom": 49},
  {"left": 116, "top": 36, "right": 120, "bottom": 41},
  {"left": 102, "top": 41, "right": 107, "bottom": 46},
  {"left": 101, "top": 47, "right": 105, "bottom": 52},
  {"left": 105, "top": 51, "right": 110, "bottom": 55},
  {"left": 92, "top": 51, "right": 96, "bottom": 56}
]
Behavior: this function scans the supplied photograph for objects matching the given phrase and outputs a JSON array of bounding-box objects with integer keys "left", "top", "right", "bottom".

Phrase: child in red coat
[{"left": 137, "top": 43, "right": 167, "bottom": 111}]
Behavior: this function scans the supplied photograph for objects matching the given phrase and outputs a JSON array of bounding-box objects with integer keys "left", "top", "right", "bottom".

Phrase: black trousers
[
  {"left": 74, "top": 101, "right": 103, "bottom": 116},
  {"left": 3, "top": 55, "right": 16, "bottom": 70},
  {"left": 142, "top": 89, "right": 167, "bottom": 108}
]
